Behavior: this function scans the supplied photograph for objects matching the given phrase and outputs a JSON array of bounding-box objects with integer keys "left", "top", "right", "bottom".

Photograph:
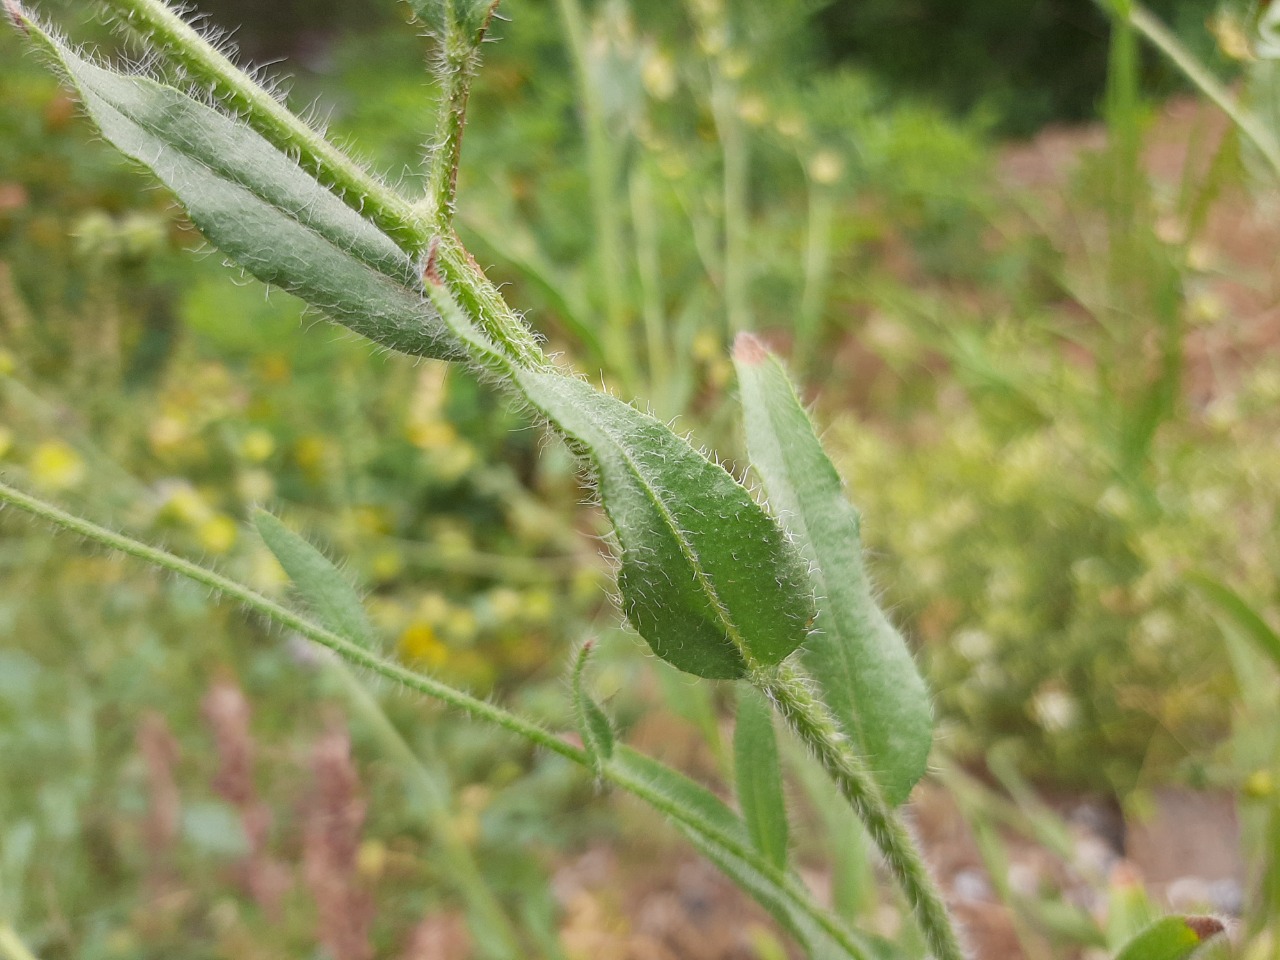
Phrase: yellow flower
[
  {"left": 371, "top": 549, "right": 403, "bottom": 582},
  {"left": 642, "top": 50, "right": 678, "bottom": 100},
  {"left": 399, "top": 622, "right": 448, "bottom": 667},
  {"left": 163, "top": 485, "right": 211, "bottom": 525},
  {"left": 239, "top": 428, "right": 276, "bottom": 463},
  {"left": 808, "top": 149, "right": 845, "bottom": 186},
  {"left": 0, "top": 349, "right": 15, "bottom": 377},
  {"left": 198, "top": 515, "right": 238, "bottom": 554},
  {"left": 356, "top": 839, "right": 387, "bottom": 880},
  {"left": 0, "top": 426, "right": 13, "bottom": 459},
  {"left": 406, "top": 418, "right": 457, "bottom": 450},
  {"left": 30, "top": 440, "right": 86, "bottom": 490},
  {"left": 293, "top": 435, "right": 330, "bottom": 475}
]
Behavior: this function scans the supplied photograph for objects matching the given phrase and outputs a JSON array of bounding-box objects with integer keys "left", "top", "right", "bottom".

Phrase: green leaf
[
  {"left": 22, "top": 20, "right": 461, "bottom": 362},
  {"left": 1191, "top": 573, "right": 1280, "bottom": 671},
  {"left": 571, "top": 641, "right": 614, "bottom": 776},
  {"left": 735, "top": 686, "right": 790, "bottom": 871},
  {"left": 609, "top": 746, "right": 870, "bottom": 960},
  {"left": 514, "top": 369, "right": 815, "bottom": 680},
  {"left": 1114, "top": 916, "right": 1224, "bottom": 960},
  {"left": 733, "top": 334, "right": 932, "bottom": 805},
  {"left": 408, "top": 0, "right": 500, "bottom": 44},
  {"left": 253, "top": 510, "right": 379, "bottom": 652}
]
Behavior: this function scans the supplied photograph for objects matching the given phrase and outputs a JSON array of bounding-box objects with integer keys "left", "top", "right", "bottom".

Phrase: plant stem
[
  {"left": 0, "top": 477, "right": 577, "bottom": 762},
  {"left": 793, "top": 181, "right": 836, "bottom": 376},
  {"left": 98, "top": 0, "right": 427, "bottom": 250},
  {"left": 757, "top": 661, "right": 967, "bottom": 960},
  {"left": 330, "top": 667, "right": 524, "bottom": 958},
  {"left": 423, "top": 4, "right": 498, "bottom": 228},
  {"left": 0, "top": 478, "right": 865, "bottom": 960},
  {"left": 554, "top": 0, "right": 637, "bottom": 388},
  {"left": 0, "top": 926, "right": 39, "bottom": 960}
]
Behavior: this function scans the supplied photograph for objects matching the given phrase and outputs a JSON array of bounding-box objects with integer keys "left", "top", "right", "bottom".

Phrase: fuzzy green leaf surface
[
  {"left": 734, "top": 334, "right": 932, "bottom": 806},
  {"left": 1114, "top": 916, "right": 1225, "bottom": 960},
  {"left": 734, "top": 686, "right": 790, "bottom": 871},
  {"left": 409, "top": 0, "right": 498, "bottom": 44},
  {"left": 514, "top": 370, "right": 815, "bottom": 680},
  {"left": 23, "top": 19, "right": 461, "bottom": 361},
  {"left": 253, "top": 510, "right": 379, "bottom": 653},
  {"left": 609, "top": 747, "right": 869, "bottom": 960}
]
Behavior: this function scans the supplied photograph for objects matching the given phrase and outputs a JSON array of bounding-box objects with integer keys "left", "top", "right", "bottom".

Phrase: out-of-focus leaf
[
  {"left": 253, "top": 511, "right": 379, "bottom": 653},
  {"left": 1114, "top": 916, "right": 1225, "bottom": 960},
  {"left": 734, "top": 686, "right": 789, "bottom": 871},
  {"left": 733, "top": 334, "right": 932, "bottom": 805},
  {"left": 1192, "top": 573, "right": 1280, "bottom": 671}
]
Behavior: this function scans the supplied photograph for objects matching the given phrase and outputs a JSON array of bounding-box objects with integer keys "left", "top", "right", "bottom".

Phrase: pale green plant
[{"left": 0, "top": 2, "right": 1240, "bottom": 959}]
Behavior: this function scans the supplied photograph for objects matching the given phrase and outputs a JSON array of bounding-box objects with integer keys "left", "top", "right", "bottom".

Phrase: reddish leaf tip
[
  {"left": 1184, "top": 916, "right": 1225, "bottom": 941},
  {"left": 732, "top": 332, "right": 769, "bottom": 366},
  {"left": 4, "top": 0, "right": 30, "bottom": 35}
]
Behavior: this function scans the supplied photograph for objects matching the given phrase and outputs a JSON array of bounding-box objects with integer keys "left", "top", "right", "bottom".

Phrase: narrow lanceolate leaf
[
  {"left": 1114, "top": 916, "right": 1225, "bottom": 960},
  {"left": 734, "top": 687, "right": 789, "bottom": 871},
  {"left": 515, "top": 370, "right": 815, "bottom": 680},
  {"left": 253, "top": 510, "right": 379, "bottom": 652},
  {"left": 422, "top": 277, "right": 816, "bottom": 680},
  {"left": 733, "top": 334, "right": 932, "bottom": 806},
  {"left": 571, "top": 641, "right": 614, "bottom": 776},
  {"left": 18, "top": 15, "right": 461, "bottom": 362},
  {"left": 1191, "top": 574, "right": 1280, "bottom": 671},
  {"left": 609, "top": 747, "right": 870, "bottom": 960}
]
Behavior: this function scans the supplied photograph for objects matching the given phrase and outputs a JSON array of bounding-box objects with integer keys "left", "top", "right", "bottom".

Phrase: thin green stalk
[
  {"left": 793, "top": 182, "right": 836, "bottom": 376},
  {"left": 97, "top": 0, "right": 426, "bottom": 250},
  {"left": 0, "top": 926, "right": 39, "bottom": 960},
  {"left": 0, "top": 478, "right": 865, "bottom": 959},
  {"left": 713, "top": 78, "right": 751, "bottom": 336},
  {"left": 757, "top": 662, "right": 967, "bottom": 960},
  {"left": 0, "top": 476, "right": 578, "bottom": 762},
  {"left": 629, "top": 167, "right": 670, "bottom": 405},
  {"left": 1101, "top": 0, "right": 1280, "bottom": 180},
  {"left": 553, "top": 0, "right": 637, "bottom": 388}
]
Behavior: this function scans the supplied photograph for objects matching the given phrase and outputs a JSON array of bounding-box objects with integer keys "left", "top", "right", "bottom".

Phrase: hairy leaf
[
  {"left": 1114, "top": 916, "right": 1225, "bottom": 960},
  {"left": 734, "top": 334, "right": 931, "bottom": 805},
  {"left": 514, "top": 369, "right": 815, "bottom": 680},
  {"left": 22, "top": 18, "right": 462, "bottom": 361},
  {"left": 253, "top": 510, "right": 379, "bottom": 652},
  {"left": 734, "top": 686, "right": 789, "bottom": 871}
]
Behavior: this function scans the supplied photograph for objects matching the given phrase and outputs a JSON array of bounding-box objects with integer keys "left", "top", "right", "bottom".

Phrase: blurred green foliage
[{"left": 2, "top": 0, "right": 1279, "bottom": 955}]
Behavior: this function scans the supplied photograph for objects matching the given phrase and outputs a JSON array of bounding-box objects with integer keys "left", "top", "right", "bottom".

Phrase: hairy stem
[
  {"left": 0, "top": 478, "right": 863, "bottom": 959},
  {"left": 757, "top": 661, "right": 967, "bottom": 960},
  {"left": 98, "top": 0, "right": 427, "bottom": 250},
  {"left": 423, "top": 4, "right": 498, "bottom": 228}
]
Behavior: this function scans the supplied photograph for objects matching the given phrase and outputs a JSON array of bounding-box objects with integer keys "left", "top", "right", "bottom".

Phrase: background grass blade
[
  {"left": 734, "top": 686, "right": 790, "bottom": 872},
  {"left": 733, "top": 334, "right": 932, "bottom": 805}
]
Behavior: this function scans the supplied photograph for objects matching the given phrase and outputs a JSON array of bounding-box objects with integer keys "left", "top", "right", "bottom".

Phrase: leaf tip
[
  {"left": 4, "top": 0, "right": 29, "bottom": 36},
  {"left": 732, "top": 332, "right": 770, "bottom": 366},
  {"left": 1183, "top": 916, "right": 1224, "bottom": 942}
]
